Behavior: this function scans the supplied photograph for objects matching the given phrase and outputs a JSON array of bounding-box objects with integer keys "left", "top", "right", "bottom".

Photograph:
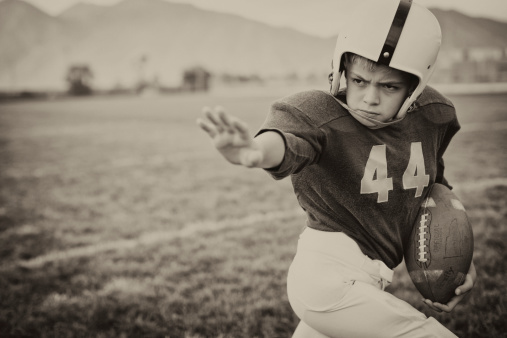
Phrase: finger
[
  {"left": 196, "top": 118, "right": 217, "bottom": 137},
  {"left": 232, "top": 120, "right": 250, "bottom": 140},
  {"left": 217, "top": 110, "right": 235, "bottom": 133},
  {"left": 432, "top": 301, "right": 453, "bottom": 313},
  {"left": 213, "top": 105, "right": 225, "bottom": 114},
  {"left": 203, "top": 107, "right": 222, "bottom": 128},
  {"left": 442, "top": 295, "right": 463, "bottom": 312},
  {"left": 456, "top": 274, "right": 474, "bottom": 295},
  {"left": 201, "top": 106, "right": 214, "bottom": 124},
  {"left": 202, "top": 106, "right": 211, "bottom": 114},
  {"left": 426, "top": 294, "right": 464, "bottom": 313},
  {"left": 422, "top": 299, "right": 442, "bottom": 313}
]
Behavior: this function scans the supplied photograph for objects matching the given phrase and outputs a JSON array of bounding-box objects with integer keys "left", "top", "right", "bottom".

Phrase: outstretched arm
[{"left": 197, "top": 106, "right": 285, "bottom": 169}]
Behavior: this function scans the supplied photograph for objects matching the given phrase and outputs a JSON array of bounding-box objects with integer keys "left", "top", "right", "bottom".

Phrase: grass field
[{"left": 0, "top": 89, "right": 506, "bottom": 337}]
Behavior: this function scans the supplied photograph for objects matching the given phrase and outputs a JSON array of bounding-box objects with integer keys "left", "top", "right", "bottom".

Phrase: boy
[{"left": 197, "top": 0, "right": 476, "bottom": 337}]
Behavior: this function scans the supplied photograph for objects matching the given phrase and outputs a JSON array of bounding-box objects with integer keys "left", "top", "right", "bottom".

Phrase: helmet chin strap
[
  {"left": 329, "top": 73, "right": 413, "bottom": 129},
  {"left": 328, "top": 91, "right": 406, "bottom": 130}
]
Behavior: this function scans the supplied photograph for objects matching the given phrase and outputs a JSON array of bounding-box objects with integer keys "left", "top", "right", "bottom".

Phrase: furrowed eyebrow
[
  {"left": 350, "top": 72, "right": 368, "bottom": 81},
  {"left": 379, "top": 80, "right": 405, "bottom": 86},
  {"left": 350, "top": 71, "right": 405, "bottom": 86}
]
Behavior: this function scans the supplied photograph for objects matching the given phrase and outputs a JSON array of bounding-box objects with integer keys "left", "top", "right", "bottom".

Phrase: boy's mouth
[{"left": 358, "top": 109, "right": 380, "bottom": 117}]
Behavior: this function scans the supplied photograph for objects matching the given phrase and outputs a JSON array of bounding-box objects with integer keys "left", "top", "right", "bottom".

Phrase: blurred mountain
[
  {"left": 0, "top": 0, "right": 334, "bottom": 90},
  {"left": 431, "top": 9, "right": 507, "bottom": 49},
  {"left": 0, "top": 0, "right": 506, "bottom": 90},
  {"left": 59, "top": 3, "right": 108, "bottom": 25},
  {"left": 0, "top": 0, "right": 77, "bottom": 89}
]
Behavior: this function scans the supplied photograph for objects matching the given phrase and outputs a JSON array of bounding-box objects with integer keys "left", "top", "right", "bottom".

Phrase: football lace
[{"left": 417, "top": 213, "right": 429, "bottom": 263}]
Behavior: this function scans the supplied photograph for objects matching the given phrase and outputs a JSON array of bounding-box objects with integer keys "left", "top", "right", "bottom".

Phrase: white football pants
[{"left": 287, "top": 227, "right": 457, "bottom": 338}]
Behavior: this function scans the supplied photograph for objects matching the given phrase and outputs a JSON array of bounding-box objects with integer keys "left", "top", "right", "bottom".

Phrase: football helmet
[{"left": 330, "top": 0, "right": 442, "bottom": 121}]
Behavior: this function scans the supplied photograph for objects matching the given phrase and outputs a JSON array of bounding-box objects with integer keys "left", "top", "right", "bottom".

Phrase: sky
[{"left": 16, "top": 0, "right": 507, "bottom": 37}]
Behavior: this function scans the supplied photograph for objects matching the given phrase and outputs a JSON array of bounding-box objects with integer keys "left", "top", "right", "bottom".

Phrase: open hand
[
  {"left": 196, "top": 106, "right": 264, "bottom": 167},
  {"left": 423, "top": 261, "right": 477, "bottom": 313}
]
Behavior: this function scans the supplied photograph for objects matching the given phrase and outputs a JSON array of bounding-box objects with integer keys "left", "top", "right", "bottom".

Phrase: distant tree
[
  {"left": 66, "top": 64, "right": 94, "bottom": 96},
  {"left": 219, "top": 73, "right": 263, "bottom": 84},
  {"left": 134, "top": 54, "right": 149, "bottom": 93}
]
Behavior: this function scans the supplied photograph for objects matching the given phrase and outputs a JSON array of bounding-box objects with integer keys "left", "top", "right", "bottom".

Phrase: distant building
[
  {"left": 434, "top": 47, "right": 507, "bottom": 83},
  {"left": 181, "top": 66, "right": 211, "bottom": 91}
]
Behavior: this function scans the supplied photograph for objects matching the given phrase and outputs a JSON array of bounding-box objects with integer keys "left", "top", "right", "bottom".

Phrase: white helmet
[{"left": 330, "top": 0, "right": 442, "bottom": 120}]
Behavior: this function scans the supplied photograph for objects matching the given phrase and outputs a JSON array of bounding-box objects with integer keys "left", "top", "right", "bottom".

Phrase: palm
[
  {"left": 197, "top": 107, "right": 263, "bottom": 167},
  {"left": 214, "top": 129, "right": 250, "bottom": 149},
  {"left": 214, "top": 130, "right": 260, "bottom": 166}
]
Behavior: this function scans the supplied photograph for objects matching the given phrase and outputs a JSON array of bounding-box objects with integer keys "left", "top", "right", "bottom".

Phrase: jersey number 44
[{"left": 361, "top": 142, "right": 430, "bottom": 203}]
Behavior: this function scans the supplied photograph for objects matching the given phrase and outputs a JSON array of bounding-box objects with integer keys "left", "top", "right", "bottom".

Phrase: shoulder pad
[
  {"left": 274, "top": 90, "right": 349, "bottom": 127},
  {"left": 412, "top": 86, "right": 457, "bottom": 125},
  {"left": 416, "top": 86, "right": 454, "bottom": 108}
]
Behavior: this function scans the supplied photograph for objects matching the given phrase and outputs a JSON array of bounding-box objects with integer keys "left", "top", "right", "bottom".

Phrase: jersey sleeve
[
  {"left": 256, "top": 96, "right": 326, "bottom": 180},
  {"left": 435, "top": 110, "right": 461, "bottom": 189},
  {"left": 417, "top": 86, "right": 461, "bottom": 190}
]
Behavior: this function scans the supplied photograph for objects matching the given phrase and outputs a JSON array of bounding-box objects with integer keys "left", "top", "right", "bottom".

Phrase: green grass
[{"left": 0, "top": 91, "right": 506, "bottom": 337}]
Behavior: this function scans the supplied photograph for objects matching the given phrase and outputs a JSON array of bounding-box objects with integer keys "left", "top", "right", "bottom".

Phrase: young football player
[{"left": 197, "top": 0, "right": 476, "bottom": 337}]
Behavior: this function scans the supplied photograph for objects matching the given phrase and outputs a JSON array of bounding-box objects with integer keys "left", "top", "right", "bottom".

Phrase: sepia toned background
[{"left": 0, "top": 0, "right": 506, "bottom": 337}]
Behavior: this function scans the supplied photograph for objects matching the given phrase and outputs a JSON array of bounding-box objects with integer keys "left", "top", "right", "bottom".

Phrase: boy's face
[{"left": 345, "top": 62, "right": 412, "bottom": 123}]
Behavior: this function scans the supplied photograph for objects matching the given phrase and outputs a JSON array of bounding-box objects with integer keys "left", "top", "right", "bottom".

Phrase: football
[{"left": 404, "top": 183, "right": 474, "bottom": 304}]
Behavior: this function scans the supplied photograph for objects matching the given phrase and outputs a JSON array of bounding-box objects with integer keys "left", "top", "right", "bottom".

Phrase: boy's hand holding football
[{"left": 423, "top": 261, "right": 477, "bottom": 313}]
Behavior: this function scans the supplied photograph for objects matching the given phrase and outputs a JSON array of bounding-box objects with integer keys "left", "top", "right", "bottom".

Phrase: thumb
[
  {"left": 456, "top": 274, "right": 474, "bottom": 295},
  {"left": 242, "top": 150, "right": 263, "bottom": 168}
]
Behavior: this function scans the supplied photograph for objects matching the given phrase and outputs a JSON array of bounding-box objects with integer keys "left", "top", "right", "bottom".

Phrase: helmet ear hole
[
  {"left": 408, "top": 74, "right": 419, "bottom": 93},
  {"left": 331, "top": 56, "right": 347, "bottom": 75},
  {"left": 340, "top": 54, "right": 348, "bottom": 74}
]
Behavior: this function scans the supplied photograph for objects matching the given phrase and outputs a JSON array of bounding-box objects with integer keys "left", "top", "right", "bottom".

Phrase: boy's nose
[{"left": 363, "top": 86, "right": 380, "bottom": 105}]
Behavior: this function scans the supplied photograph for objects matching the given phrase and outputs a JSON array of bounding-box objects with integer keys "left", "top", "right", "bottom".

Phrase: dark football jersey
[{"left": 258, "top": 86, "right": 460, "bottom": 269}]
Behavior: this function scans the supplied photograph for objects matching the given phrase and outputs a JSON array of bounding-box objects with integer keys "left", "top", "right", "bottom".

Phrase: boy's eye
[
  {"left": 352, "top": 78, "right": 365, "bottom": 86},
  {"left": 383, "top": 84, "right": 399, "bottom": 91}
]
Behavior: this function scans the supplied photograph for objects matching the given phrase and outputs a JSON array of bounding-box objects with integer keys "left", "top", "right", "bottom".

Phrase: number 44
[{"left": 360, "top": 142, "right": 429, "bottom": 203}]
